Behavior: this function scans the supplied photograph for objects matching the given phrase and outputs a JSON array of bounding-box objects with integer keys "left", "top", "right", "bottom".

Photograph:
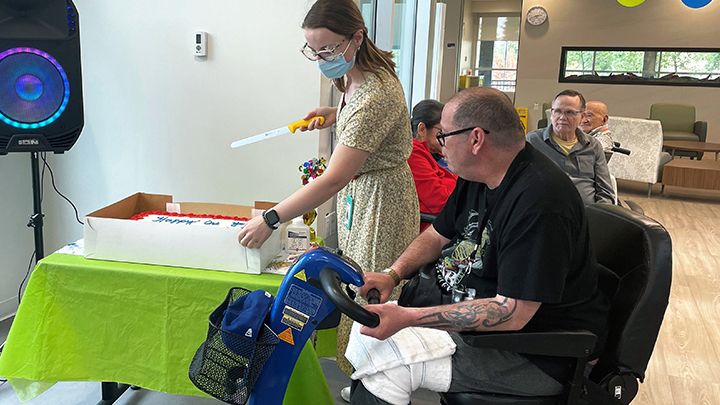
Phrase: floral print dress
[{"left": 334, "top": 70, "right": 419, "bottom": 375}]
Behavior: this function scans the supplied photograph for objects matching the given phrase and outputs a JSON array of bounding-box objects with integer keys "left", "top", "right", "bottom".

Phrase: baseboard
[{"left": 0, "top": 296, "right": 18, "bottom": 322}]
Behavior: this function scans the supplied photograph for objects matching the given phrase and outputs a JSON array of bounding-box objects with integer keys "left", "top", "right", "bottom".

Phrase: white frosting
[{"left": 138, "top": 215, "right": 246, "bottom": 229}]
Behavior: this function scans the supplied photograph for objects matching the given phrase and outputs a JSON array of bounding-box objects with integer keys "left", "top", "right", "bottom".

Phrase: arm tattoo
[{"left": 416, "top": 297, "right": 517, "bottom": 330}]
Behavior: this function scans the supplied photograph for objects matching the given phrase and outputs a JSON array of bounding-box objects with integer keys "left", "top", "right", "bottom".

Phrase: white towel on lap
[{"left": 345, "top": 311, "right": 457, "bottom": 405}]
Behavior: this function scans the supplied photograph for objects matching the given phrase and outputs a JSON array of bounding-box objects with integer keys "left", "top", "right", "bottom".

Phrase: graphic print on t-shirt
[{"left": 436, "top": 210, "right": 492, "bottom": 292}]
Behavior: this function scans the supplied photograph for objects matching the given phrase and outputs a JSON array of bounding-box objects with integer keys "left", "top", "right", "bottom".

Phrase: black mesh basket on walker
[{"left": 189, "top": 287, "right": 280, "bottom": 405}]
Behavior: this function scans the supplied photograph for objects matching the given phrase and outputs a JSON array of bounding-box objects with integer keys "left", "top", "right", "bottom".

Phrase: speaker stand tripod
[
  {"left": 29, "top": 152, "right": 45, "bottom": 260},
  {"left": 0, "top": 152, "right": 45, "bottom": 357}
]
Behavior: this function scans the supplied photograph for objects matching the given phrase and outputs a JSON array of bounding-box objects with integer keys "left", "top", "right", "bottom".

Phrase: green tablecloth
[{"left": 0, "top": 253, "right": 333, "bottom": 404}]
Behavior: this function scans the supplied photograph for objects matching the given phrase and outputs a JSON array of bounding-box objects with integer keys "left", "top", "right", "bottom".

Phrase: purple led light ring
[{"left": 0, "top": 47, "right": 70, "bottom": 129}]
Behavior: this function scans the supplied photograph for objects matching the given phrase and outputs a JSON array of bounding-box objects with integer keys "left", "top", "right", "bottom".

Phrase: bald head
[
  {"left": 579, "top": 101, "right": 609, "bottom": 133},
  {"left": 587, "top": 101, "right": 608, "bottom": 116}
]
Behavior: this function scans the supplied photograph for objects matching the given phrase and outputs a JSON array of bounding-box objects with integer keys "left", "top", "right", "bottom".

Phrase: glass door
[
  {"left": 392, "top": 0, "right": 418, "bottom": 109},
  {"left": 359, "top": 0, "right": 376, "bottom": 39},
  {"left": 365, "top": 0, "right": 441, "bottom": 109}
]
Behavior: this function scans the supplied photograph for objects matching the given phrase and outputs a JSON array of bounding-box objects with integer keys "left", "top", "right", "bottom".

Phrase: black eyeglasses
[{"left": 436, "top": 126, "right": 489, "bottom": 147}]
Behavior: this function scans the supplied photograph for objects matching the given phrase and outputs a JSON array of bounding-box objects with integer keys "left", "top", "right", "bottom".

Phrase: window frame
[{"left": 559, "top": 46, "right": 720, "bottom": 88}]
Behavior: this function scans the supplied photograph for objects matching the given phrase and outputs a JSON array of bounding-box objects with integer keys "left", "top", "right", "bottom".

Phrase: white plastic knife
[{"left": 231, "top": 117, "right": 325, "bottom": 149}]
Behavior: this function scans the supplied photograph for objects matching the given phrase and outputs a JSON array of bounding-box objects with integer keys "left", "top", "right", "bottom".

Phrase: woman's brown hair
[{"left": 302, "top": 0, "right": 397, "bottom": 93}]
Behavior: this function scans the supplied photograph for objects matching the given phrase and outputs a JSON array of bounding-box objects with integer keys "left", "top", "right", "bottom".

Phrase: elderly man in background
[
  {"left": 526, "top": 90, "right": 615, "bottom": 205},
  {"left": 579, "top": 101, "right": 614, "bottom": 151}
]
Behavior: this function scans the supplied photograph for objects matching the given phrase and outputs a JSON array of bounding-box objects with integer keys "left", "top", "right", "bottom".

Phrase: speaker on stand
[{"left": 0, "top": 0, "right": 83, "bottom": 348}]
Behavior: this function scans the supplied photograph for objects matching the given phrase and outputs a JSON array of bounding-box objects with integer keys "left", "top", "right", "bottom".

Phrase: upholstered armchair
[
  {"left": 649, "top": 103, "right": 708, "bottom": 159},
  {"left": 536, "top": 102, "right": 553, "bottom": 129},
  {"left": 606, "top": 117, "right": 665, "bottom": 198}
]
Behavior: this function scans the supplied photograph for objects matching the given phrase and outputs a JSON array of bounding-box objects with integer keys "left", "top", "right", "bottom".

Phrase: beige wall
[
  {"left": 471, "top": 0, "right": 521, "bottom": 14},
  {"left": 439, "top": 0, "right": 465, "bottom": 102},
  {"left": 459, "top": 1, "right": 476, "bottom": 73},
  {"left": 515, "top": 0, "right": 720, "bottom": 138}
]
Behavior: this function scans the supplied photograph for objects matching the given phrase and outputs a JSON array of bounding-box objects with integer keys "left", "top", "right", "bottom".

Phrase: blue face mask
[{"left": 318, "top": 54, "right": 356, "bottom": 79}]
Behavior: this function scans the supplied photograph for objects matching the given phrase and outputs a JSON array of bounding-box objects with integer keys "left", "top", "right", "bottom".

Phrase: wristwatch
[
  {"left": 262, "top": 209, "right": 280, "bottom": 230},
  {"left": 382, "top": 267, "right": 401, "bottom": 286}
]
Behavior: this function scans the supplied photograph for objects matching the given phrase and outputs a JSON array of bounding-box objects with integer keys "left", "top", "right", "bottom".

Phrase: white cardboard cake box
[{"left": 83, "top": 192, "right": 281, "bottom": 274}]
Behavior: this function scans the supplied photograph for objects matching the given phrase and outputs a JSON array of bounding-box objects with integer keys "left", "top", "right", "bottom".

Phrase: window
[
  {"left": 475, "top": 16, "right": 520, "bottom": 92},
  {"left": 561, "top": 47, "right": 720, "bottom": 87}
]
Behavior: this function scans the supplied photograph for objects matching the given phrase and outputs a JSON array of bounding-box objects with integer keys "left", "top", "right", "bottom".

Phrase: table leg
[{"left": 97, "top": 382, "right": 130, "bottom": 405}]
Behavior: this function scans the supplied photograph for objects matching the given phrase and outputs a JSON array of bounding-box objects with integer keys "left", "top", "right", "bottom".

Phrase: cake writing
[
  {"left": 152, "top": 216, "right": 201, "bottom": 225},
  {"left": 130, "top": 211, "right": 251, "bottom": 229},
  {"left": 151, "top": 216, "right": 246, "bottom": 227}
]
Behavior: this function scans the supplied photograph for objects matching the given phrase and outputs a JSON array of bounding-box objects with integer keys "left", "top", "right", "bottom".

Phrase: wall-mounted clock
[{"left": 526, "top": 5, "right": 548, "bottom": 26}]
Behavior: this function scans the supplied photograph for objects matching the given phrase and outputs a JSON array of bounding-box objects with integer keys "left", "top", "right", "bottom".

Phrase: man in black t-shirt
[{"left": 350, "top": 87, "right": 610, "bottom": 405}]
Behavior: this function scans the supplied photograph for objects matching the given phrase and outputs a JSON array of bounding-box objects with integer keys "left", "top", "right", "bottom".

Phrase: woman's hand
[
  {"left": 237, "top": 216, "right": 273, "bottom": 248},
  {"left": 299, "top": 107, "right": 337, "bottom": 131}
]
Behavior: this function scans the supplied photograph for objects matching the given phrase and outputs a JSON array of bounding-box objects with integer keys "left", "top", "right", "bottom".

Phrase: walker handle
[{"left": 367, "top": 289, "right": 381, "bottom": 305}]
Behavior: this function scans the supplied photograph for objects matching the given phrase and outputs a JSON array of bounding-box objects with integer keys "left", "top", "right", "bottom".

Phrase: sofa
[{"left": 606, "top": 117, "right": 667, "bottom": 197}]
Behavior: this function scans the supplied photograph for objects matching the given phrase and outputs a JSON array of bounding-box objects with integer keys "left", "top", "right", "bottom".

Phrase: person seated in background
[
  {"left": 580, "top": 100, "right": 673, "bottom": 188},
  {"left": 526, "top": 89, "right": 615, "bottom": 205},
  {"left": 411, "top": 100, "right": 451, "bottom": 171},
  {"left": 349, "top": 87, "right": 609, "bottom": 405},
  {"left": 409, "top": 100, "right": 457, "bottom": 232},
  {"left": 579, "top": 101, "right": 614, "bottom": 151}
]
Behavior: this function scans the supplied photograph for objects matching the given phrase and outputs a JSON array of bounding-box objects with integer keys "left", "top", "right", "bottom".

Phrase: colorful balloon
[
  {"left": 682, "top": 0, "right": 712, "bottom": 8},
  {"left": 617, "top": 0, "right": 646, "bottom": 6}
]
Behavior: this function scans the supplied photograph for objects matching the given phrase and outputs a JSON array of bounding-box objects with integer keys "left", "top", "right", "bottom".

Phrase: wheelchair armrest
[
  {"left": 459, "top": 330, "right": 597, "bottom": 359},
  {"left": 420, "top": 212, "right": 437, "bottom": 224}
]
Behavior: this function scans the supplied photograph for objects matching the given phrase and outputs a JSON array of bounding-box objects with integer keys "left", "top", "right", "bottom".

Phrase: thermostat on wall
[{"left": 194, "top": 31, "right": 207, "bottom": 56}]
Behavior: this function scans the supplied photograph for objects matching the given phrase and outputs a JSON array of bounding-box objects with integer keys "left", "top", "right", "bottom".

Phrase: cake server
[{"left": 231, "top": 116, "right": 325, "bottom": 148}]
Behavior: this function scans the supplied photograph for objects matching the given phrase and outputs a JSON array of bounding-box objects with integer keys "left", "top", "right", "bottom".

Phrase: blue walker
[{"left": 189, "top": 246, "right": 379, "bottom": 405}]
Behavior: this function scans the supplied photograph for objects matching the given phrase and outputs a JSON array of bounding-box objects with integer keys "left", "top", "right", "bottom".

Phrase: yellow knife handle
[{"left": 287, "top": 116, "right": 325, "bottom": 133}]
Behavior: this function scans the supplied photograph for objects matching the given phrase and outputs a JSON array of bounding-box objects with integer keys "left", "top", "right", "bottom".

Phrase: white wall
[
  {"left": 0, "top": 0, "right": 323, "bottom": 320},
  {"left": 0, "top": 154, "right": 34, "bottom": 320},
  {"left": 515, "top": 0, "right": 720, "bottom": 135}
]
